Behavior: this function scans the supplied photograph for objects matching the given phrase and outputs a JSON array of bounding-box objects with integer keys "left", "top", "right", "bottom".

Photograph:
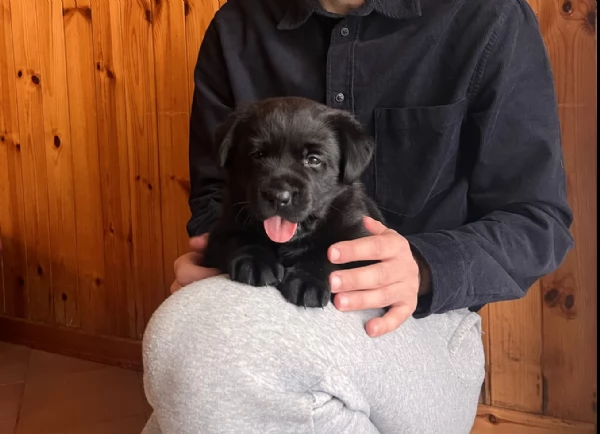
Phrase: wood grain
[
  {"left": 90, "top": 0, "right": 137, "bottom": 338},
  {"left": 62, "top": 0, "right": 107, "bottom": 334},
  {"left": 152, "top": 0, "right": 193, "bottom": 295},
  {"left": 488, "top": 283, "right": 543, "bottom": 413},
  {"left": 0, "top": 315, "right": 142, "bottom": 371},
  {"left": 36, "top": 0, "right": 80, "bottom": 327},
  {"left": 472, "top": 405, "right": 596, "bottom": 434},
  {"left": 0, "top": 0, "right": 596, "bottom": 428},
  {"left": 9, "top": 0, "right": 53, "bottom": 323},
  {"left": 537, "top": 0, "right": 597, "bottom": 423},
  {"left": 478, "top": 305, "right": 491, "bottom": 405},
  {"left": 120, "top": 0, "right": 165, "bottom": 338},
  {"left": 0, "top": 0, "right": 27, "bottom": 318}
]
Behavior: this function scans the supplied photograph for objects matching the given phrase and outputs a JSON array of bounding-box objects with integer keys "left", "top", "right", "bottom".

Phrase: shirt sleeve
[
  {"left": 186, "top": 17, "right": 234, "bottom": 237},
  {"left": 405, "top": 0, "right": 574, "bottom": 317}
]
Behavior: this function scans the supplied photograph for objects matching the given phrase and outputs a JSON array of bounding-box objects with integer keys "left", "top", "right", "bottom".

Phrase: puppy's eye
[
  {"left": 305, "top": 155, "right": 322, "bottom": 167},
  {"left": 250, "top": 150, "right": 265, "bottom": 159}
]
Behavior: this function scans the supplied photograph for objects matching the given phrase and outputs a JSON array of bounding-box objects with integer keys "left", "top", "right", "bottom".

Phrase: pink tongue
[{"left": 263, "top": 216, "right": 298, "bottom": 243}]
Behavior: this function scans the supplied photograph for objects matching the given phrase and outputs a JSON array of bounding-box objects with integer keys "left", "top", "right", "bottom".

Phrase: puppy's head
[{"left": 215, "top": 97, "right": 374, "bottom": 243}]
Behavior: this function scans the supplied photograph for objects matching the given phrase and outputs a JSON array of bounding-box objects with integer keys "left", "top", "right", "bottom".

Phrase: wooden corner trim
[{"left": 0, "top": 316, "right": 142, "bottom": 371}]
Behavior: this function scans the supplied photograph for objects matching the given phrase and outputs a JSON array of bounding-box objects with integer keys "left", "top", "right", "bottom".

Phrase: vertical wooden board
[
  {"left": 472, "top": 405, "right": 596, "bottom": 434},
  {"left": 152, "top": 0, "right": 193, "bottom": 296},
  {"left": 120, "top": 0, "right": 165, "bottom": 337},
  {"left": 9, "top": 0, "right": 53, "bottom": 323},
  {"left": 62, "top": 0, "right": 106, "bottom": 334},
  {"left": 89, "top": 0, "right": 137, "bottom": 338},
  {"left": 35, "top": 0, "right": 79, "bottom": 327},
  {"left": 480, "top": 0, "right": 555, "bottom": 413},
  {"left": 478, "top": 305, "right": 491, "bottom": 405},
  {"left": 184, "top": 0, "right": 220, "bottom": 106},
  {"left": 488, "top": 283, "right": 543, "bottom": 413},
  {"left": 538, "top": 0, "right": 597, "bottom": 423},
  {"left": 0, "top": 0, "right": 28, "bottom": 318}
]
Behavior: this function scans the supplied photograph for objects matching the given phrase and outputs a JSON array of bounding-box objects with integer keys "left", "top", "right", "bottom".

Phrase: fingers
[
  {"left": 172, "top": 251, "right": 220, "bottom": 292},
  {"left": 365, "top": 304, "right": 414, "bottom": 338},
  {"left": 362, "top": 216, "right": 387, "bottom": 235},
  {"left": 189, "top": 233, "right": 209, "bottom": 252},
  {"left": 328, "top": 231, "right": 406, "bottom": 264},
  {"left": 330, "top": 260, "right": 404, "bottom": 292},
  {"left": 333, "top": 283, "right": 404, "bottom": 311},
  {"left": 170, "top": 281, "right": 182, "bottom": 294}
]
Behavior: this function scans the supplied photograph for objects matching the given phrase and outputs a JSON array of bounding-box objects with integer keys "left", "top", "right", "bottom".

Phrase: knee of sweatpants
[{"left": 141, "top": 276, "right": 324, "bottom": 427}]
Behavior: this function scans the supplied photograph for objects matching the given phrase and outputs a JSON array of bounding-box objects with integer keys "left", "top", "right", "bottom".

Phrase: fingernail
[
  {"left": 338, "top": 295, "right": 348, "bottom": 307},
  {"left": 330, "top": 248, "right": 340, "bottom": 262},
  {"left": 331, "top": 275, "right": 341, "bottom": 291},
  {"left": 369, "top": 325, "right": 380, "bottom": 337}
]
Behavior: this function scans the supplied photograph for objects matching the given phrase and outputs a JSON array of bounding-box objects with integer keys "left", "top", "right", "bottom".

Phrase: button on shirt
[{"left": 187, "top": 0, "right": 574, "bottom": 317}]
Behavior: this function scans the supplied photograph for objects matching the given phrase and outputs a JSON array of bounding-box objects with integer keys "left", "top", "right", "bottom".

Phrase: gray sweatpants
[{"left": 141, "top": 275, "right": 484, "bottom": 434}]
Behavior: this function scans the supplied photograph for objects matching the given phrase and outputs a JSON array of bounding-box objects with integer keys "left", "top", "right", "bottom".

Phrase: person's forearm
[
  {"left": 411, "top": 247, "right": 432, "bottom": 297},
  {"left": 406, "top": 201, "right": 573, "bottom": 317}
]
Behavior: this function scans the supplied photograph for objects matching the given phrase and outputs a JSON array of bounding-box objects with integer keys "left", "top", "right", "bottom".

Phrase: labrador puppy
[{"left": 203, "top": 96, "right": 383, "bottom": 308}]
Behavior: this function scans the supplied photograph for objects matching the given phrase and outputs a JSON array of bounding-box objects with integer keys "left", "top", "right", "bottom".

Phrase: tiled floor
[{"left": 0, "top": 341, "right": 151, "bottom": 434}]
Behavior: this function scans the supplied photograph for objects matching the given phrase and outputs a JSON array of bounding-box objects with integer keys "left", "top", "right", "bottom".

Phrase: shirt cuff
[{"left": 404, "top": 232, "right": 466, "bottom": 318}]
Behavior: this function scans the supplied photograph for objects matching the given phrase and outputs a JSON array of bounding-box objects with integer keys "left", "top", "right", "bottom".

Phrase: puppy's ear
[
  {"left": 328, "top": 111, "right": 375, "bottom": 185},
  {"left": 214, "top": 110, "right": 245, "bottom": 168}
]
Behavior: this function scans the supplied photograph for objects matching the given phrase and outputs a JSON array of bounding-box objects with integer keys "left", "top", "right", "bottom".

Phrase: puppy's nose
[{"left": 262, "top": 189, "right": 292, "bottom": 207}]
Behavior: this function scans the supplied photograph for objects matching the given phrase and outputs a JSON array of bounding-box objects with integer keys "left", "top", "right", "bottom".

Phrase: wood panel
[
  {"left": 90, "top": 0, "right": 137, "bottom": 339},
  {"left": 478, "top": 0, "right": 598, "bottom": 423},
  {"left": 36, "top": 0, "right": 80, "bottom": 327},
  {"left": 63, "top": 0, "right": 106, "bottom": 333},
  {"left": 9, "top": 0, "right": 53, "bottom": 323},
  {"left": 120, "top": 0, "right": 165, "bottom": 337},
  {"left": 472, "top": 405, "right": 596, "bottom": 434},
  {"left": 0, "top": 0, "right": 27, "bottom": 318},
  {"left": 0, "top": 315, "right": 142, "bottom": 370},
  {"left": 488, "top": 283, "right": 543, "bottom": 413},
  {"left": 479, "top": 305, "right": 491, "bottom": 404},
  {"left": 152, "top": 0, "right": 193, "bottom": 294},
  {"left": 0, "top": 0, "right": 596, "bottom": 427},
  {"left": 538, "top": 0, "right": 597, "bottom": 423}
]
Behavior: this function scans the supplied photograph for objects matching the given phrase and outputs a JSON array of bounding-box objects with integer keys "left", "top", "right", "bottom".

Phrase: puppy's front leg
[
  {"left": 204, "top": 231, "right": 284, "bottom": 288},
  {"left": 277, "top": 236, "right": 379, "bottom": 308},
  {"left": 277, "top": 249, "right": 335, "bottom": 308}
]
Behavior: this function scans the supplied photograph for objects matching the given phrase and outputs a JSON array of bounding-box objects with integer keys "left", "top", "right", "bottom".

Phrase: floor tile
[
  {"left": 58, "top": 414, "right": 148, "bottom": 434},
  {"left": 0, "top": 342, "right": 30, "bottom": 385},
  {"left": 15, "top": 351, "right": 146, "bottom": 434},
  {"left": 24, "top": 349, "right": 106, "bottom": 384},
  {"left": 137, "top": 371, "right": 153, "bottom": 418},
  {"left": 0, "top": 382, "right": 24, "bottom": 434}
]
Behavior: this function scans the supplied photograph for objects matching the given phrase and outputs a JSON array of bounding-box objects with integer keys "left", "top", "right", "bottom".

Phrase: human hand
[
  {"left": 328, "top": 217, "right": 428, "bottom": 338},
  {"left": 170, "top": 234, "right": 221, "bottom": 294}
]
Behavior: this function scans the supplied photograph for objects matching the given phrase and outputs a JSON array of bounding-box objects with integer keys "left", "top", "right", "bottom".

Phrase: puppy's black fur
[{"left": 204, "top": 97, "right": 383, "bottom": 308}]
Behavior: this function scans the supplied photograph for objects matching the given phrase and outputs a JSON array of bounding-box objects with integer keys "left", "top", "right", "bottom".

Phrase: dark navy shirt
[{"left": 186, "top": 0, "right": 574, "bottom": 317}]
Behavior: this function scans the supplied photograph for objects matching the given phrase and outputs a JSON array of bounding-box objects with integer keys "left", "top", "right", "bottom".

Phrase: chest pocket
[{"left": 374, "top": 98, "right": 468, "bottom": 217}]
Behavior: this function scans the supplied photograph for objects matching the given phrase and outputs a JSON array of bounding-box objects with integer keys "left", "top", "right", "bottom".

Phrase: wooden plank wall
[{"left": 0, "top": 0, "right": 596, "bottom": 431}]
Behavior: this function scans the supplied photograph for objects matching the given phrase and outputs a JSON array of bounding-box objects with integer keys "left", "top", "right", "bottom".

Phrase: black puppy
[{"left": 204, "top": 97, "right": 383, "bottom": 308}]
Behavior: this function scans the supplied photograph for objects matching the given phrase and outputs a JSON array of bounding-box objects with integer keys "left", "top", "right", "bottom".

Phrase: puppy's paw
[
  {"left": 278, "top": 268, "right": 330, "bottom": 308},
  {"left": 229, "top": 246, "right": 284, "bottom": 287}
]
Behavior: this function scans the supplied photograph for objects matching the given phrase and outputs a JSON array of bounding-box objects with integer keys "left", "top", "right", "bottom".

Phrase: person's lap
[{"left": 141, "top": 275, "right": 484, "bottom": 434}]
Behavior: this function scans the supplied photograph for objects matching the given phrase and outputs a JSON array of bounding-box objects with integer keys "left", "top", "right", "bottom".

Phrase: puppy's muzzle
[
  {"left": 260, "top": 177, "right": 298, "bottom": 208},
  {"left": 261, "top": 188, "right": 292, "bottom": 207}
]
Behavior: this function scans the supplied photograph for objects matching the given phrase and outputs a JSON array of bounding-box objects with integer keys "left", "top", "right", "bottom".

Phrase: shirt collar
[{"left": 278, "top": 0, "right": 422, "bottom": 30}]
